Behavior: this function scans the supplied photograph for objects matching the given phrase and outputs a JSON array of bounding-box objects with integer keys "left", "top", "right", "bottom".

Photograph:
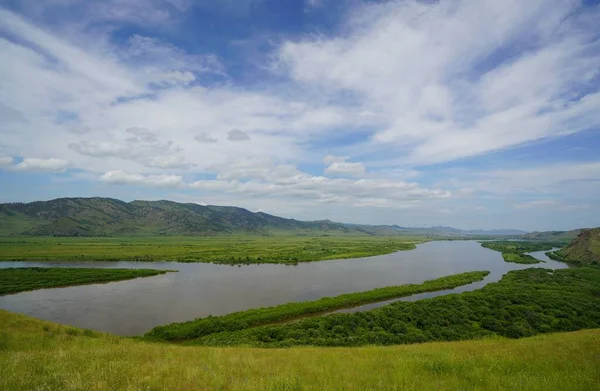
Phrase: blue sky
[{"left": 1, "top": 0, "right": 599, "bottom": 231}]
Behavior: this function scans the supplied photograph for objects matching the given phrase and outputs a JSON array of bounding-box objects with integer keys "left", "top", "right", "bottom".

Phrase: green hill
[
  {"left": 520, "top": 229, "right": 583, "bottom": 243},
  {"left": 0, "top": 310, "right": 598, "bottom": 391},
  {"left": 555, "top": 228, "right": 600, "bottom": 265},
  {"left": 0, "top": 197, "right": 353, "bottom": 236}
]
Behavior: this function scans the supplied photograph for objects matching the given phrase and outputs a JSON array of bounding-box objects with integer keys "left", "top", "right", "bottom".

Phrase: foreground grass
[
  {"left": 0, "top": 310, "right": 598, "bottom": 391},
  {"left": 0, "top": 235, "right": 425, "bottom": 264},
  {"left": 480, "top": 241, "right": 558, "bottom": 264},
  {"left": 0, "top": 267, "right": 171, "bottom": 295},
  {"left": 146, "top": 271, "right": 490, "bottom": 341}
]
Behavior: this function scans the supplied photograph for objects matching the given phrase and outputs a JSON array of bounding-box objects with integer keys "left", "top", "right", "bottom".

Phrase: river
[{"left": 0, "top": 241, "right": 568, "bottom": 335}]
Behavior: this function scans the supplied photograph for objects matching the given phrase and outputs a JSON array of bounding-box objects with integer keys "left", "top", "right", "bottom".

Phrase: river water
[{"left": 0, "top": 241, "right": 567, "bottom": 336}]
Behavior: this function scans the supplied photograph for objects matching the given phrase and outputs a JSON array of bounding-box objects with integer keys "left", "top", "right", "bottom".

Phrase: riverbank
[
  {"left": 0, "top": 236, "right": 425, "bottom": 264},
  {"left": 145, "top": 271, "right": 490, "bottom": 341},
  {"left": 186, "top": 267, "right": 600, "bottom": 347},
  {"left": 0, "top": 267, "right": 172, "bottom": 295},
  {"left": 1, "top": 309, "right": 598, "bottom": 391}
]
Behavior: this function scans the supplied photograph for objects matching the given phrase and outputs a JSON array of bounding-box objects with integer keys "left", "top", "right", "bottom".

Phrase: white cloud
[
  {"left": 325, "top": 161, "right": 365, "bottom": 177},
  {"left": 0, "top": 2, "right": 599, "bottom": 230},
  {"left": 12, "top": 158, "right": 69, "bottom": 173},
  {"left": 190, "top": 159, "right": 449, "bottom": 208},
  {"left": 323, "top": 155, "right": 347, "bottom": 165},
  {"left": 515, "top": 200, "right": 556, "bottom": 209},
  {"left": 278, "top": 0, "right": 600, "bottom": 165},
  {"left": 0, "top": 156, "right": 13, "bottom": 167},
  {"left": 195, "top": 133, "right": 218, "bottom": 143},
  {"left": 227, "top": 129, "right": 251, "bottom": 141},
  {"left": 100, "top": 170, "right": 183, "bottom": 187}
]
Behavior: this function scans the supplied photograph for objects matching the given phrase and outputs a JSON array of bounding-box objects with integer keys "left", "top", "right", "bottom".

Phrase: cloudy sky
[{"left": 1, "top": 0, "right": 599, "bottom": 231}]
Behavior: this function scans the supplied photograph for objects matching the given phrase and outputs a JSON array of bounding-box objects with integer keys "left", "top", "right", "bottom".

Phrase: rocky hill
[{"left": 557, "top": 228, "right": 600, "bottom": 265}]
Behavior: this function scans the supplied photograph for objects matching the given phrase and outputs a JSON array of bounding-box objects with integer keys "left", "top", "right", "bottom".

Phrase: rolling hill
[
  {"left": 0, "top": 198, "right": 351, "bottom": 236},
  {"left": 555, "top": 228, "right": 600, "bottom": 265},
  {"left": 520, "top": 229, "right": 583, "bottom": 243},
  {"left": 0, "top": 197, "right": 528, "bottom": 237}
]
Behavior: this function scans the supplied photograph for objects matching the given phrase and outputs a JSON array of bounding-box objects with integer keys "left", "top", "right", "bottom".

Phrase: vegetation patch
[
  {"left": 145, "top": 271, "right": 490, "bottom": 341},
  {"left": 1, "top": 310, "right": 599, "bottom": 390},
  {"left": 0, "top": 235, "right": 425, "bottom": 264},
  {"left": 0, "top": 267, "right": 171, "bottom": 295},
  {"left": 480, "top": 241, "right": 558, "bottom": 264},
  {"left": 187, "top": 268, "right": 600, "bottom": 347}
]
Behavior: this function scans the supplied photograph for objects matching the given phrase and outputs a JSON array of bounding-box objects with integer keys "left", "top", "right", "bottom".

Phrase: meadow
[
  {"left": 185, "top": 267, "right": 600, "bottom": 347},
  {"left": 145, "top": 271, "right": 490, "bottom": 341},
  {"left": 0, "top": 235, "right": 425, "bottom": 264},
  {"left": 0, "top": 267, "right": 170, "bottom": 295},
  {"left": 480, "top": 241, "right": 558, "bottom": 264},
  {"left": 1, "top": 310, "right": 598, "bottom": 391}
]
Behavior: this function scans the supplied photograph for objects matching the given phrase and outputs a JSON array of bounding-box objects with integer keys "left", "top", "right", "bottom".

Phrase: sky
[{"left": 0, "top": 0, "right": 599, "bottom": 231}]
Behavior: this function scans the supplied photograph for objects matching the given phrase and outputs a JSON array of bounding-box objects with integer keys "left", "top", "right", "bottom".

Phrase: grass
[
  {"left": 480, "top": 241, "right": 558, "bottom": 264},
  {"left": 0, "top": 310, "right": 599, "bottom": 390},
  {"left": 0, "top": 267, "right": 171, "bottom": 295},
  {"left": 145, "top": 271, "right": 490, "bottom": 341},
  {"left": 0, "top": 235, "right": 426, "bottom": 264}
]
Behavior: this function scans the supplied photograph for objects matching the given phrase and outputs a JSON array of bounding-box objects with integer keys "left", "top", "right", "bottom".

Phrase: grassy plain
[
  {"left": 0, "top": 235, "right": 425, "bottom": 264},
  {"left": 146, "top": 271, "right": 490, "bottom": 341},
  {"left": 1, "top": 310, "right": 599, "bottom": 391},
  {"left": 0, "top": 267, "right": 170, "bottom": 295}
]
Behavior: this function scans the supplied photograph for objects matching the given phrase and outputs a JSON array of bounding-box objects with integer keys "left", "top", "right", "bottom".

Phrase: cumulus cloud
[
  {"left": 191, "top": 159, "right": 449, "bottom": 208},
  {"left": 68, "top": 127, "right": 190, "bottom": 169},
  {"left": 227, "top": 129, "right": 251, "bottom": 141},
  {"left": 12, "top": 158, "right": 69, "bottom": 173},
  {"left": 195, "top": 133, "right": 218, "bottom": 143},
  {"left": 0, "top": 156, "right": 13, "bottom": 167},
  {"left": 323, "top": 155, "right": 347, "bottom": 165},
  {"left": 100, "top": 170, "right": 183, "bottom": 187},
  {"left": 325, "top": 161, "right": 366, "bottom": 177}
]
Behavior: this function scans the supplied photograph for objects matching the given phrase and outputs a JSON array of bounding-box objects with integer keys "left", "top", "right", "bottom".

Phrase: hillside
[
  {"left": 0, "top": 310, "right": 598, "bottom": 391},
  {"left": 556, "top": 228, "right": 600, "bottom": 265},
  {"left": 0, "top": 197, "right": 351, "bottom": 236},
  {"left": 521, "top": 229, "right": 583, "bottom": 243},
  {"left": 0, "top": 197, "right": 528, "bottom": 237}
]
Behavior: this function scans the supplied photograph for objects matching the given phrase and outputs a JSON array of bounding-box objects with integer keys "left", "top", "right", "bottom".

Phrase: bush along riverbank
[
  {"left": 145, "top": 271, "right": 490, "bottom": 341},
  {"left": 185, "top": 267, "right": 600, "bottom": 347}
]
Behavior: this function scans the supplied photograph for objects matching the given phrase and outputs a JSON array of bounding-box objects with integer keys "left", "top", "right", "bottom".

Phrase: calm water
[{"left": 0, "top": 241, "right": 568, "bottom": 336}]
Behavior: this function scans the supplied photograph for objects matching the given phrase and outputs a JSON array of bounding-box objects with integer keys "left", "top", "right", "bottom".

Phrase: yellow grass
[{"left": 1, "top": 310, "right": 599, "bottom": 390}]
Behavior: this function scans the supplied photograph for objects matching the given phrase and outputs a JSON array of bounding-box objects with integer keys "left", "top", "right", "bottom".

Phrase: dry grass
[{"left": 1, "top": 310, "right": 599, "bottom": 390}]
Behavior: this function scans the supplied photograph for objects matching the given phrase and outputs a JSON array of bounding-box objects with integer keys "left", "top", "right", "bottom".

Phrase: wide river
[{"left": 0, "top": 240, "right": 568, "bottom": 336}]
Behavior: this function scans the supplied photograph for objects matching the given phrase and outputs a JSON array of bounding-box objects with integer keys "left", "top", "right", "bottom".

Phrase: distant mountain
[
  {"left": 0, "top": 198, "right": 351, "bottom": 236},
  {"left": 0, "top": 197, "right": 529, "bottom": 237},
  {"left": 556, "top": 228, "right": 600, "bottom": 265},
  {"left": 520, "top": 229, "right": 583, "bottom": 243},
  {"left": 349, "top": 224, "right": 526, "bottom": 237}
]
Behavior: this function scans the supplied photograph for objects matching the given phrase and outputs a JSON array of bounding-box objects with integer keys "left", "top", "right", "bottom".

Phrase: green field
[
  {"left": 0, "top": 267, "right": 171, "bottom": 295},
  {"left": 0, "top": 235, "right": 425, "bottom": 264},
  {"left": 184, "top": 267, "right": 600, "bottom": 347},
  {"left": 480, "top": 241, "right": 558, "bottom": 264},
  {"left": 146, "top": 271, "right": 490, "bottom": 341},
  {"left": 1, "top": 310, "right": 598, "bottom": 391}
]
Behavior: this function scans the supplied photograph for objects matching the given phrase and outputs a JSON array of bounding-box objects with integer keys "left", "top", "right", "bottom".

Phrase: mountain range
[{"left": 1, "top": 197, "right": 528, "bottom": 237}]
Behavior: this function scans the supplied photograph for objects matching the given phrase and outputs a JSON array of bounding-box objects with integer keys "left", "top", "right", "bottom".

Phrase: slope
[
  {"left": 0, "top": 310, "right": 598, "bottom": 391},
  {"left": 0, "top": 197, "right": 351, "bottom": 236},
  {"left": 554, "top": 228, "right": 600, "bottom": 265}
]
